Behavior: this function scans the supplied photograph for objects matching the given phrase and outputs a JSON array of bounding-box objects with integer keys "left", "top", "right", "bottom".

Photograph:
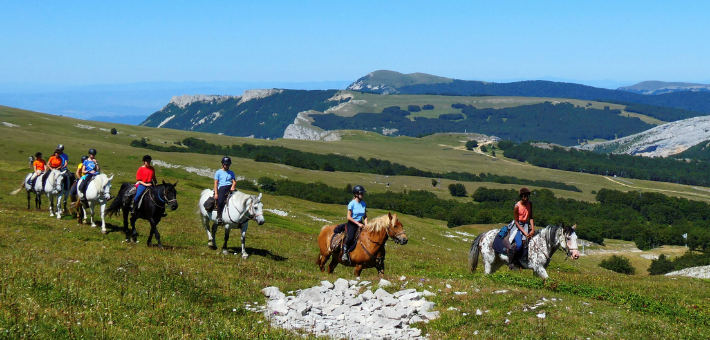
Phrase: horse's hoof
[
  {"left": 208, "top": 241, "right": 217, "bottom": 250},
  {"left": 242, "top": 254, "right": 249, "bottom": 259},
  {"left": 222, "top": 249, "right": 229, "bottom": 255},
  {"left": 101, "top": 229, "right": 108, "bottom": 234},
  {"left": 91, "top": 225, "right": 97, "bottom": 228}
]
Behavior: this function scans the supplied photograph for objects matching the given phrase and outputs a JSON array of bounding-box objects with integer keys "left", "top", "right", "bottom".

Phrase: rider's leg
[
  {"left": 215, "top": 186, "right": 230, "bottom": 223},
  {"left": 509, "top": 230, "right": 523, "bottom": 269},
  {"left": 79, "top": 174, "right": 93, "bottom": 199},
  {"left": 342, "top": 220, "right": 358, "bottom": 261},
  {"left": 29, "top": 170, "right": 41, "bottom": 185},
  {"left": 132, "top": 185, "right": 146, "bottom": 214}
]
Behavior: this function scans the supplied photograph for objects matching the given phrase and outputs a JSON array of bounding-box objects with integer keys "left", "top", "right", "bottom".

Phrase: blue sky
[{"left": 1, "top": 0, "right": 709, "bottom": 85}]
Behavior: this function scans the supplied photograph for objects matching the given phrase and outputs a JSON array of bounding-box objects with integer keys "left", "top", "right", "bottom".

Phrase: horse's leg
[
  {"left": 532, "top": 265, "right": 549, "bottom": 279},
  {"left": 47, "top": 194, "right": 54, "bottom": 217},
  {"left": 26, "top": 191, "right": 30, "bottom": 209},
  {"left": 376, "top": 262, "right": 385, "bottom": 278},
  {"left": 240, "top": 223, "right": 249, "bottom": 259},
  {"left": 147, "top": 218, "right": 161, "bottom": 248},
  {"left": 354, "top": 264, "right": 364, "bottom": 278},
  {"left": 123, "top": 209, "right": 130, "bottom": 242},
  {"left": 327, "top": 257, "right": 338, "bottom": 274},
  {"left": 89, "top": 202, "right": 97, "bottom": 228},
  {"left": 100, "top": 203, "right": 107, "bottom": 233},
  {"left": 318, "top": 253, "right": 331, "bottom": 272},
  {"left": 204, "top": 215, "right": 216, "bottom": 250},
  {"left": 130, "top": 215, "right": 138, "bottom": 243},
  {"left": 222, "top": 225, "right": 231, "bottom": 255},
  {"left": 56, "top": 194, "right": 63, "bottom": 219}
]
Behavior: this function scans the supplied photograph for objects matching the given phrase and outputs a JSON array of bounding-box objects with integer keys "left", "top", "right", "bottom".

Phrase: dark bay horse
[
  {"left": 106, "top": 181, "right": 178, "bottom": 247},
  {"left": 316, "top": 212, "right": 408, "bottom": 277}
]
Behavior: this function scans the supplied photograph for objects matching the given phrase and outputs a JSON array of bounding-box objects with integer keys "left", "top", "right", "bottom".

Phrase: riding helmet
[
  {"left": 519, "top": 187, "right": 531, "bottom": 197},
  {"left": 35, "top": 152, "right": 42, "bottom": 158},
  {"left": 352, "top": 185, "right": 366, "bottom": 195},
  {"left": 81, "top": 155, "right": 89, "bottom": 162},
  {"left": 54, "top": 148, "right": 62, "bottom": 155},
  {"left": 142, "top": 155, "right": 152, "bottom": 162},
  {"left": 221, "top": 156, "right": 232, "bottom": 165},
  {"left": 57, "top": 144, "right": 65, "bottom": 151},
  {"left": 88, "top": 148, "right": 97, "bottom": 155}
]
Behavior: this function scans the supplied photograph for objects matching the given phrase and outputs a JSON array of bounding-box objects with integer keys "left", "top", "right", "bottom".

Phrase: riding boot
[
  {"left": 216, "top": 212, "right": 223, "bottom": 224},
  {"left": 341, "top": 251, "right": 350, "bottom": 262},
  {"left": 130, "top": 201, "right": 137, "bottom": 216},
  {"left": 507, "top": 248, "right": 518, "bottom": 270}
]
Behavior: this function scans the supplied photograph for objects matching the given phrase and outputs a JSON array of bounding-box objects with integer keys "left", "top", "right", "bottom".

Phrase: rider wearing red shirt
[{"left": 132, "top": 155, "right": 156, "bottom": 215}]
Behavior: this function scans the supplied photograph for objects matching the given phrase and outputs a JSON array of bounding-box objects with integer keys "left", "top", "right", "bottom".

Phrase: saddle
[{"left": 330, "top": 223, "right": 362, "bottom": 253}]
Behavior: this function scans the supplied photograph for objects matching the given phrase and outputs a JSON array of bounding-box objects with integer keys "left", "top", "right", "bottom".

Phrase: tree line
[
  {"left": 130, "top": 137, "right": 581, "bottom": 192},
  {"left": 501, "top": 141, "right": 710, "bottom": 186}
]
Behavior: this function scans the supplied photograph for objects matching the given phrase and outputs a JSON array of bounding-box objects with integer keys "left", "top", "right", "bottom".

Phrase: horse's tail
[
  {"left": 10, "top": 179, "right": 26, "bottom": 195},
  {"left": 106, "top": 183, "right": 132, "bottom": 217},
  {"left": 468, "top": 232, "right": 485, "bottom": 273}
]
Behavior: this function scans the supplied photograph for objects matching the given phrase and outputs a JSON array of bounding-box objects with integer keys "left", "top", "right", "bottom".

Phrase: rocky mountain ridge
[{"left": 617, "top": 81, "right": 710, "bottom": 95}]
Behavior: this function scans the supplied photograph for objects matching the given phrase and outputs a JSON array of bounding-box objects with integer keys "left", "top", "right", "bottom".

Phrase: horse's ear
[
  {"left": 392, "top": 213, "right": 397, "bottom": 222},
  {"left": 388, "top": 212, "right": 392, "bottom": 221},
  {"left": 173, "top": 181, "right": 178, "bottom": 187},
  {"left": 572, "top": 224, "right": 577, "bottom": 230},
  {"left": 257, "top": 193, "right": 262, "bottom": 201},
  {"left": 162, "top": 180, "right": 166, "bottom": 185}
]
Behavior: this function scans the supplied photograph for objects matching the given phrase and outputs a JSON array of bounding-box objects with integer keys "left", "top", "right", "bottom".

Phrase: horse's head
[
  {"left": 50, "top": 170, "right": 66, "bottom": 193},
  {"left": 248, "top": 193, "right": 265, "bottom": 225},
  {"left": 102, "top": 175, "right": 114, "bottom": 201},
  {"left": 556, "top": 224, "right": 580, "bottom": 260},
  {"left": 162, "top": 180, "right": 179, "bottom": 211},
  {"left": 387, "top": 212, "right": 408, "bottom": 245}
]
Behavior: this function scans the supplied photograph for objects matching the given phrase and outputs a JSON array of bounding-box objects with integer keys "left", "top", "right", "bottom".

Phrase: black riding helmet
[
  {"left": 35, "top": 152, "right": 42, "bottom": 158},
  {"left": 221, "top": 156, "right": 232, "bottom": 165},
  {"left": 142, "top": 155, "right": 152, "bottom": 162},
  {"left": 81, "top": 155, "right": 89, "bottom": 162},
  {"left": 352, "top": 185, "right": 366, "bottom": 195},
  {"left": 88, "top": 148, "right": 97, "bottom": 155}
]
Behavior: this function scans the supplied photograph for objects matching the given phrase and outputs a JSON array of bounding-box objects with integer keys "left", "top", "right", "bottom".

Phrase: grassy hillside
[{"left": 1, "top": 105, "right": 710, "bottom": 338}]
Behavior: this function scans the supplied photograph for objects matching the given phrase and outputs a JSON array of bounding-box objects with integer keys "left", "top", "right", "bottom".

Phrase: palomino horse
[
  {"left": 72, "top": 174, "right": 113, "bottom": 231},
  {"left": 198, "top": 190, "right": 265, "bottom": 258},
  {"left": 11, "top": 170, "right": 66, "bottom": 217},
  {"left": 106, "top": 181, "right": 178, "bottom": 247},
  {"left": 468, "top": 224, "right": 580, "bottom": 279},
  {"left": 316, "top": 213, "right": 408, "bottom": 277}
]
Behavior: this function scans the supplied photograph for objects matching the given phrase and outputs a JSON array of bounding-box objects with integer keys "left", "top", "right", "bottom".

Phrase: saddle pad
[
  {"left": 493, "top": 235, "right": 515, "bottom": 255},
  {"left": 203, "top": 196, "right": 215, "bottom": 211},
  {"left": 330, "top": 232, "right": 346, "bottom": 253}
]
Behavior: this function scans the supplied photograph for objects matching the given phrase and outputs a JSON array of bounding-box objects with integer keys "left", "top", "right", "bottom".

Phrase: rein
[
  {"left": 358, "top": 218, "right": 405, "bottom": 266},
  {"left": 225, "top": 192, "right": 261, "bottom": 224},
  {"left": 149, "top": 186, "right": 176, "bottom": 209}
]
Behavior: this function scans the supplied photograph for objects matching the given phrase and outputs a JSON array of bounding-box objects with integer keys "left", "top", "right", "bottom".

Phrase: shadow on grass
[{"left": 221, "top": 247, "right": 288, "bottom": 261}]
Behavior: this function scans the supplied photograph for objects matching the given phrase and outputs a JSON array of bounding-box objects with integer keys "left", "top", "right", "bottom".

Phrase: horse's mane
[{"left": 364, "top": 214, "right": 391, "bottom": 233}]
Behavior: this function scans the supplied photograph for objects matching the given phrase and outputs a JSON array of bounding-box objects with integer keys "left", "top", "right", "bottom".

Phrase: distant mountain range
[
  {"left": 617, "top": 81, "right": 710, "bottom": 95},
  {"left": 349, "top": 71, "right": 710, "bottom": 114}
]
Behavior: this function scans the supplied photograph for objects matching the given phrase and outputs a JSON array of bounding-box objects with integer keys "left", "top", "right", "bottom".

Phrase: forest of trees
[
  {"left": 131, "top": 137, "right": 581, "bottom": 192},
  {"left": 395, "top": 79, "right": 710, "bottom": 115},
  {"left": 311, "top": 102, "right": 652, "bottom": 146},
  {"left": 501, "top": 142, "right": 710, "bottom": 186}
]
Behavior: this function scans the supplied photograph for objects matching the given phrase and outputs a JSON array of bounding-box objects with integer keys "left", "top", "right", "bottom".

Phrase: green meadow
[{"left": 0, "top": 105, "right": 708, "bottom": 339}]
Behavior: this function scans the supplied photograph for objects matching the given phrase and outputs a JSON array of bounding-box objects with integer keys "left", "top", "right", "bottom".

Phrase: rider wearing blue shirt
[
  {"left": 79, "top": 148, "right": 99, "bottom": 197},
  {"left": 213, "top": 157, "right": 236, "bottom": 224},
  {"left": 57, "top": 144, "right": 69, "bottom": 170},
  {"left": 342, "top": 185, "right": 368, "bottom": 262}
]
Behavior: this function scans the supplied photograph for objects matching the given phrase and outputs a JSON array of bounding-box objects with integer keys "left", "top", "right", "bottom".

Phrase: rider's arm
[
  {"left": 363, "top": 214, "right": 368, "bottom": 227},
  {"left": 213, "top": 179, "right": 219, "bottom": 198},
  {"left": 230, "top": 178, "right": 236, "bottom": 191},
  {"left": 81, "top": 164, "right": 87, "bottom": 175},
  {"left": 93, "top": 160, "right": 99, "bottom": 173},
  {"left": 529, "top": 219, "right": 535, "bottom": 236}
]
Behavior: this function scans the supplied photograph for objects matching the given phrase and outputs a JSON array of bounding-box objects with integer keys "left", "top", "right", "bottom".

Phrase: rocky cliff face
[{"left": 576, "top": 115, "right": 710, "bottom": 157}]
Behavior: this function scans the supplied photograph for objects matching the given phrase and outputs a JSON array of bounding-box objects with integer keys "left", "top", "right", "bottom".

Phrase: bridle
[
  {"left": 149, "top": 185, "right": 177, "bottom": 209},
  {"left": 358, "top": 218, "right": 407, "bottom": 266}
]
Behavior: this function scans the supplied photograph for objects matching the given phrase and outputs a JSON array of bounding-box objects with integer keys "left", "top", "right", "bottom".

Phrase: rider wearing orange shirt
[
  {"left": 29, "top": 152, "right": 46, "bottom": 186},
  {"left": 48, "top": 149, "right": 63, "bottom": 170}
]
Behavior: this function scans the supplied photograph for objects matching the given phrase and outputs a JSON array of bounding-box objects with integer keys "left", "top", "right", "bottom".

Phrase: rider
[
  {"left": 509, "top": 187, "right": 535, "bottom": 269},
  {"left": 29, "top": 152, "right": 46, "bottom": 186},
  {"left": 132, "top": 155, "right": 156, "bottom": 215},
  {"left": 213, "top": 156, "right": 236, "bottom": 224},
  {"left": 56, "top": 144, "right": 69, "bottom": 170},
  {"left": 48, "top": 149, "right": 64, "bottom": 170},
  {"left": 342, "top": 185, "right": 368, "bottom": 262},
  {"left": 79, "top": 148, "right": 100, "bottom": 198},
  {"left": 71, "top": 155, "right": 88, "bottom": 197}
]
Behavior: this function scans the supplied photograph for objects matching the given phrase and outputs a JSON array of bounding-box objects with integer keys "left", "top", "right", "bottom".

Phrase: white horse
[
  {"left": 11, "top": 170, "right": 65, "bottom": 217},
  {"left": 198, "top": 190, "right": 265, "bottom": 258},
  {"left": 469, "top": 224, "right": 581, "bottom": 279},
  {"left": 75, "top": 174, "right": 114, "bottom": 231}
]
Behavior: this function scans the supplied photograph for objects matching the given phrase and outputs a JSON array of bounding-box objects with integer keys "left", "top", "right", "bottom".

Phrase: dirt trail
[{"left": 603, "top": 176, "right": 710, "bottom": 199}]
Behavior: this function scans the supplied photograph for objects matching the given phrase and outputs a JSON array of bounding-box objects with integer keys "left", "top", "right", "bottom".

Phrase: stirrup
[{"left": 341, "top": 252, "right": 349, "bottom": 262}]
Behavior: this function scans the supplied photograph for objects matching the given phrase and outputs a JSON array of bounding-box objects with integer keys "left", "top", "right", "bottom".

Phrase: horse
[
  {"left": 43, "top": 169, "right": 69, "bottom": 219},
  {"left": 106, "top": 181, "right": 178, "bottom": 247},
  {"left": 198, "top": 189, "right": 265, "bottom": 258},
  {"left": 468, "top": 224, "right": 581, "bottom": 279},
  {"left": 316, "top": 212, "right": 408, "bottom": 277},
  {"left": 11, "top": 170, "right": 66, "bottom": 216},
  {"left": 10, "top": 171, "right": 48, "bottom": 210},
  {"left": 71, "top": 174, "right": 114, "bottom": 231}
]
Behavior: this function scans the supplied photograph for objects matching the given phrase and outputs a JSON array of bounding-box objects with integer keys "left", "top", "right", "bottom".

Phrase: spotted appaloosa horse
[
  {"left": 316, "top": 213, "right": 408, "bottom": 277},
  {"left": 469, "top": 224, "right": 580, "bottom": 279}
]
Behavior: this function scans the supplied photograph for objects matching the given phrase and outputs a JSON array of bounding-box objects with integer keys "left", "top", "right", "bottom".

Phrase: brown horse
[{"left": 316, "top": 212, "right": 408, "bottom": 277}]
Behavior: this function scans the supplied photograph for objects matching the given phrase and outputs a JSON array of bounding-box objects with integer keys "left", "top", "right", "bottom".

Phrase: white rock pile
[{"left": 261, "top": 278, "right": 439, "bottom": 339}]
